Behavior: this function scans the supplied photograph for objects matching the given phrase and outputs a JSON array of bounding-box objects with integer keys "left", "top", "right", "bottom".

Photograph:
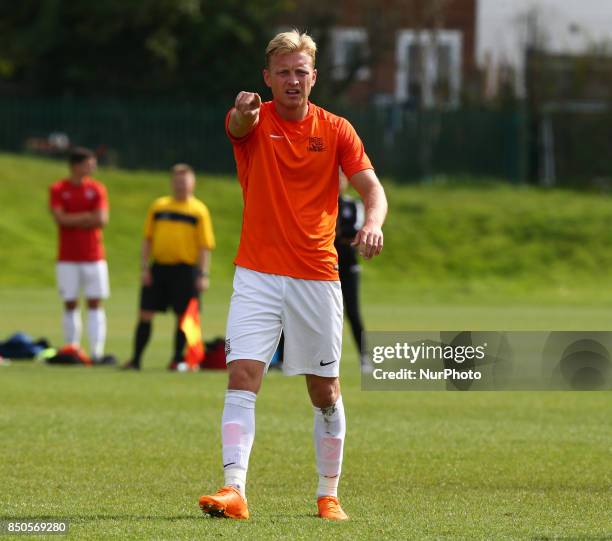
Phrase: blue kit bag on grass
[{"left": 0, "top": 333, "right": 49, "bottom": 359}]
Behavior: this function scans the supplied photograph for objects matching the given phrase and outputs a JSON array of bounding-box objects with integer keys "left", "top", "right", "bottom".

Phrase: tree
[{"left": 0, "top": 0, "right": 292, "bottom": 99}]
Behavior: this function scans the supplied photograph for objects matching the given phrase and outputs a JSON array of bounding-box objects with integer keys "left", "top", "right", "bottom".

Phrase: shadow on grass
[{"left": 0, "top": 513, "right": 354, "bottom": 523}]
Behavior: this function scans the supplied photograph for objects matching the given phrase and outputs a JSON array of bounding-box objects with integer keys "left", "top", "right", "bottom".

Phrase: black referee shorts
[{"left": 140, "top": 263, "right": 198, "bottom": 314}]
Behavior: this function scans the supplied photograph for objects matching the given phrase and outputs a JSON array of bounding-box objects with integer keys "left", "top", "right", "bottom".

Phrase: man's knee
[
  {"left": 64, "top": 300, "right": 78, "bottom": 310},
  {"left": 307, "top": 375, "right": 340, "bottom": 408},
  {"left": 228, "top": 360, "right": 265, "bottom": 394},
  {"left": 139, "top": 310, "right": 155, "bottom": 322},
  {"left": 87, "top": 298, "right": 102, "bottom": 309}
]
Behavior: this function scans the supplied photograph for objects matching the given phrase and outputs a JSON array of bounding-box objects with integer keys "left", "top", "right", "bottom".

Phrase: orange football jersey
[{"left": 226, "top": 101, "right": 372, "bottom": 280}]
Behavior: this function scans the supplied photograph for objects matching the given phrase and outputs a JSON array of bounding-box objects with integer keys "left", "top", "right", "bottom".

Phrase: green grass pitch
[
  {"left": 1, "top": 288, "right": 610, "bottom": 540},
  {"left": 0, "top": 153, "right": 611, "bottom": 539}
]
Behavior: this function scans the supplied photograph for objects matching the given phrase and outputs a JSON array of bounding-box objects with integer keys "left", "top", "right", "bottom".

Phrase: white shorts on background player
[
  {"left": 56, "top": 261, "right": 110, "bottom": 301},
  {"left": 226, "top": 266, "right": 343, "bottom": 377}
]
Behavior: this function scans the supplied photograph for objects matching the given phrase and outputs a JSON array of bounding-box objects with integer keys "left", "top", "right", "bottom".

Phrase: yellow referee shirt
[{"left": 144, "top": 196, "right": 215, "bottom": 265}]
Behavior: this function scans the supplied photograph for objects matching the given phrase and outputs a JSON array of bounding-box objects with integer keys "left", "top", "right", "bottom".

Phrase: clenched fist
[
  {"left": 235, "top": 91, "right": 261, "bottom": 121},
  {"left": 229, "top": 91, "right": 262, "bottom": 138}
]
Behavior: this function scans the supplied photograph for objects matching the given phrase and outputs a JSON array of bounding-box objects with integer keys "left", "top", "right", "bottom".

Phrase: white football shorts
[
  {"left": 225, "top": 266, "right": 343, "bottom": 377},
  {"left": 56, "top": 261, "right": 110, "bottom": 301}
]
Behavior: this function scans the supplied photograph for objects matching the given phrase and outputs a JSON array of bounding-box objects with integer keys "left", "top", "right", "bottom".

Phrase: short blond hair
[
  {"left": 265, "top": 29, "right": 317, "bottom": 67},
  {"left": 171, "top": 163, "right": 195, "bottom": 176}
]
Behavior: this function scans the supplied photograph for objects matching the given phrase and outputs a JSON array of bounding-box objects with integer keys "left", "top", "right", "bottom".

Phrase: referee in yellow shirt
[{"left": 123, "top": 164, "right": 215, "bottom": 370}]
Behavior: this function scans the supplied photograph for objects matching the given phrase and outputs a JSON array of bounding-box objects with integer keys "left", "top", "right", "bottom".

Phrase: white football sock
[
  {"left": 313, "top": 395, "right": 346, "bottom": 498},
  {"left": 222, "top": 389, "right": 256, "bottom": 498},
  {"left": 87, "top": 308, "right": 106, "bottom": 359},
  {"left": 62, "top": 309, "right": 81, "bottom": 346}
]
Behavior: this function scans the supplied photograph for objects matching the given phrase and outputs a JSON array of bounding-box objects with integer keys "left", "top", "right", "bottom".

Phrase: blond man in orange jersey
[{"left": 199, "top": 29, "right": 387, "bottom": 521}]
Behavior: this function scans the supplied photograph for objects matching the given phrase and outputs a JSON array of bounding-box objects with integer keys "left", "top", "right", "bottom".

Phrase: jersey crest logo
[{"left": 308, "top": 136, "right": 326, "bottom": 152}]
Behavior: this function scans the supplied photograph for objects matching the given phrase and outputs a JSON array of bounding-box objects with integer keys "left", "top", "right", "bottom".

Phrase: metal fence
[
  {"left": 0, "top": 98, "right": 235, "bottom": 173},
  {"left": 0, "top": 98, "right": 526, "bottom": 182},
  {"left": 341, "top": 105, "right": 526, "bottom": 182},
  {"left": 539, "top": 107, "right": 612, "bottom": 188}
]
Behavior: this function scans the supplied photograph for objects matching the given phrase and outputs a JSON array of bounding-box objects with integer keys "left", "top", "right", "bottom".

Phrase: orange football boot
[
  {"left": 199, "top": 486, "right": 249, "bottom": 519},
  {"left": 317, "top": 496, "right": 349, "bottom": 521}
]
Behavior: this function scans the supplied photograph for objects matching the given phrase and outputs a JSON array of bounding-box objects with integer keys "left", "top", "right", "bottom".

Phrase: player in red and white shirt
[{"left": 49, "top": 147, "right": 110, "bottom": 361}]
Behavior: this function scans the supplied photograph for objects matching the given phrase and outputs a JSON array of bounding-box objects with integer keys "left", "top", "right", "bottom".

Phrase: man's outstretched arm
[
  {"left": 348, "top": 169, "right": 388, "bottom": 260},
  {"left": 228, "top": 92, "right": 261, "bottom": 138}
]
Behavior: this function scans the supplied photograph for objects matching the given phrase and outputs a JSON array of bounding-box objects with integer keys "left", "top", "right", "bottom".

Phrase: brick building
[{"left": 278, "top": 0, "right": 477, "bottom": 107}]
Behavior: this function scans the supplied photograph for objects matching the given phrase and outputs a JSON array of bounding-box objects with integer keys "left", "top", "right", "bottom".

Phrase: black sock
[
  {"left": 173, "top": 326, "right": 186, "bottom": 363},
  {"left": 132, "top": 321, "right": 152, "bottom": 367}
]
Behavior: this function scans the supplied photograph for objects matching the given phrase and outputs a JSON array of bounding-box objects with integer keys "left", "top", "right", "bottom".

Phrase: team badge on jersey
[{"left": 308, "top": 137, "right": 326, "bottom": 152}]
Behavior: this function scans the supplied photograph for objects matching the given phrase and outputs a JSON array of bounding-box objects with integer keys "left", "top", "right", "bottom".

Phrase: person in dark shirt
[{"left": 335, "top": 170, "right": 370, "bottom": 372}]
